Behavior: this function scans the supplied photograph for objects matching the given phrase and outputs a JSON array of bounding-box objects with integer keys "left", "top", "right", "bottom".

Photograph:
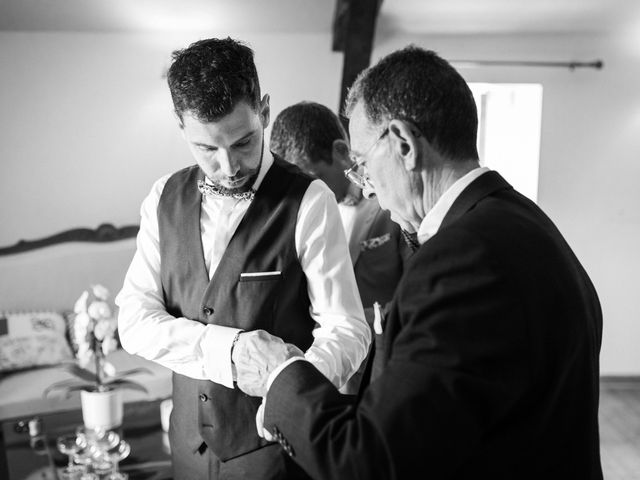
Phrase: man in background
[
  {"left": 233, "top": 45, "right": 603, "bottom": 479},
  {"left": 270, "top": 101, "right": 409, "bottom": 393},
  {"left": 116, "top": 37, "right": 370, "bottom": 479}
]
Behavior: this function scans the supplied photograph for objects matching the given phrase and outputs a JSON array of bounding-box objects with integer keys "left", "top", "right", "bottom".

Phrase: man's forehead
[
  {"left": 186, "top": 102, "right": 256, "bottom": 125},
  {"left": 348, "top": 103, "right": 380, "bottom": 150},
  {"left": 348, "top": 102, "right": 368, "bottom": 129},
  {"left": 183, "top": 104, "right": 259, "bottom": 138}
]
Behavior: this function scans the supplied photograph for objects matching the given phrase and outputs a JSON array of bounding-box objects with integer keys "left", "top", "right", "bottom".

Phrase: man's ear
[
  {"left": 259, "top": 94, "right": 271, "bottom": 128},
  {"left": 388, "top": 119, "right": 422, "bottom": 172},
  {"left": 174, "top": 112, "right": 186, "bottom": 136},
  {"left": 331, "top": 139, "right": 351, "bottom": 168}
]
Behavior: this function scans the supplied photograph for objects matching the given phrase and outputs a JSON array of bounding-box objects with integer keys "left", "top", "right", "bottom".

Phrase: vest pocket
[{"left": 232, "top": 276, "right": 281, "bottom": 331}]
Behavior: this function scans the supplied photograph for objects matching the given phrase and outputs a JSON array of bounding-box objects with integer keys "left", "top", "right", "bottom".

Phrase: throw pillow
[{"left": 0, "top": 311, "right": 74, "bottom": 373}]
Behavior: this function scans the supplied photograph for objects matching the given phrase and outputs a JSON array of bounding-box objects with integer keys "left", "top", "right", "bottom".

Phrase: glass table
[{"left": 0, "top": 398, "right": 172, "bottom": 480}]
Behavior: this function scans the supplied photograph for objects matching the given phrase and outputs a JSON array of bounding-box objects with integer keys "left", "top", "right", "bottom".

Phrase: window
[{"left": 469, "top": 83, "right": 543, "bottom": 203}]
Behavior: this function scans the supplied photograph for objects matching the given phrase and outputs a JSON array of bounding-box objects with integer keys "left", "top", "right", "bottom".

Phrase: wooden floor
[{"left": 600, "top": 377, "right": 640, "bottom": 479}]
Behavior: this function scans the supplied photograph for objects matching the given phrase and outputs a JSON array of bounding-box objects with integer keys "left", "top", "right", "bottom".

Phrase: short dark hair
[
  {"left": 167, "top": 37, "right": 261, "bottom": 124},
  {"left": 345, "top": 45, "right": 479, "bottom": 161},
  {"left": 270, "top": 101, "right": 348, "bottom": 166}
]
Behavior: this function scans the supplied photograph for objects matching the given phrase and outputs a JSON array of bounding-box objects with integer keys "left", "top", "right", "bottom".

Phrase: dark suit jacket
[{"left": 264, "top": 171, "right": 603, "bottom": 480}]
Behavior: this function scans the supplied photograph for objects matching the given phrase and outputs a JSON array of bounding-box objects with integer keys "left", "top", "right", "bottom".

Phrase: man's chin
[
  {"left": 212, "top": 174, "right": 259, "bottom": 194},
  {"left": 207, "top": 165, "right": 261, "bottom": 193},
  {"left": 220, "top": 178, "right": 250, "bottom": 192}
]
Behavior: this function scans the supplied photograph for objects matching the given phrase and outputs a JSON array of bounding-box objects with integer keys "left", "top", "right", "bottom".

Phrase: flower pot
[{"left": 80, "top": 388, "right": 123, "bottom": 430}]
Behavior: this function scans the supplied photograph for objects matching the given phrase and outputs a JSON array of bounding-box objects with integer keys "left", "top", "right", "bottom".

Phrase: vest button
[
  {"left": 203, "top": 306, "right": 214, "bottom": 315},
  {"left": 199, "top": 393, "right": 209, "bottom": 402}
]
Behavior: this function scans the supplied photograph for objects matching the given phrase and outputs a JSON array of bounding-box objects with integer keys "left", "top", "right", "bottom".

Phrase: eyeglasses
[{"left": 343, "top": 127, "right": 389, "bottom": 189}]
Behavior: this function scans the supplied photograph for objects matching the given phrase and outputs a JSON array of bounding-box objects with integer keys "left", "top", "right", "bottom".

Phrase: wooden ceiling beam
[{"left": 332, "top": 0, "right": 383, "bottom": 126}]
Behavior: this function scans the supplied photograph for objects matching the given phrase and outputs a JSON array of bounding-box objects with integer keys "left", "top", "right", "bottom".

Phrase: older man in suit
[{"left": 232, "top": 46, "right": 603, "bottom": 479}]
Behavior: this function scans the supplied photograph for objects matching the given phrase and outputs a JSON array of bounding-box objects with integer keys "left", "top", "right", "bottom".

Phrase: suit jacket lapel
[{"left": 439, "top": 170, "right": 512, "bottom": 231}]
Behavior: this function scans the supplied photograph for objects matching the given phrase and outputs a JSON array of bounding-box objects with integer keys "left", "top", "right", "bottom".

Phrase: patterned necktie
[
  {"left": 197, "top": 180, "right": 255, "bottom": 201},
  {"left": 400, "top": 229, "right": 420, "bottom": 253}
]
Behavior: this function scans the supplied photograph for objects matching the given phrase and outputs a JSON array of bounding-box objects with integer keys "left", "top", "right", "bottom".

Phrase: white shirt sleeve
[
  {"left": 115, "top": 176, "right": 240, "bottom": 388},
  {"left": 295, "top": 180, "right": 371, "bottom": 388}
]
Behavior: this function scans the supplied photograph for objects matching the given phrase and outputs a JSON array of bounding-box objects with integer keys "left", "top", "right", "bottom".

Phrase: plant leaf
[
  {"left": 61, "top": 364, "right": 100, "bottom": 383},
  {"left": 58, "top": 384, "right": 95, "bottom": 398},
  {"left": 105, "top": 367, "right": 153, "bottom": 382},
  {"left": 43, "top": 380, "right": 92, "bottom": 398},
  {"left": 43, "top": 378, "right": 82, "bottom": 391},
  {"left": 104, "top": 379, "right": 149, "bottom": 394}
]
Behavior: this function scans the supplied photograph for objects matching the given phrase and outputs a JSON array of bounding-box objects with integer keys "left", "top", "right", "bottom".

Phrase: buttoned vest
[{"left": 158, "top": 158, "right": 315, "bottom": 461}]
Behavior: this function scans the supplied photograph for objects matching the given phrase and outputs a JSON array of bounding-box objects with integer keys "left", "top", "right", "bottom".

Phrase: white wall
[{"left": 373, "top": 32, "right": 640, "bottom": 375}]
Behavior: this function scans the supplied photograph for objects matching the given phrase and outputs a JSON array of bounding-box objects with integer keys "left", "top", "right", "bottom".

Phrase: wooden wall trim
[{"left": 0, "top": 223, "right": 139, "bottom": 256}]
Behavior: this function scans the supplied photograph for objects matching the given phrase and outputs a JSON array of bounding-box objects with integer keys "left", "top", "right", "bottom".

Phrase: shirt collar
[{"left": 417, "top": 166, "right": 490, "bottom": 244}]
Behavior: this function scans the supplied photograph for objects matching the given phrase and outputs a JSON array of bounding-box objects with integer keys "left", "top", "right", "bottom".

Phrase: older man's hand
[{"left": 232, "top": 330, "right": 304, "bottom": 397}]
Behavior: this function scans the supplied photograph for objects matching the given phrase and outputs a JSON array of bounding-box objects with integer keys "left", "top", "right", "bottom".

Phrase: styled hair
[
  {"left": 167, "top": 37, "right": 261, "bottom": 124},
  {"left": 344, "top": 45, "right": 479, "bottom": 161},
  {"left": 270, "top": 101, "right": 348, "bottom": 166}
]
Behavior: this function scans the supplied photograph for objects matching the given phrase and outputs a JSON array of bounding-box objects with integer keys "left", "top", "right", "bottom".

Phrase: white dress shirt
[
  {"left": 116, "top": 147, "right": 370, "bottom": 391},
  {"left": 338, "top": 196, "right": 380, "bottom": 267}
]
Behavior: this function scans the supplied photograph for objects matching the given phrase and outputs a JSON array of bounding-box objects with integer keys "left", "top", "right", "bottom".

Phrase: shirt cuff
[
  {"left": 266, "top": 357, "right": 308, "bottom": 392},
  {"left": 201, "top": 325, "right": 244, "bottom": 388}
]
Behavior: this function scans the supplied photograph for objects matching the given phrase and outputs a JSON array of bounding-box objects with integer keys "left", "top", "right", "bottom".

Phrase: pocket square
[
  {"left": 239, "top": 271, "right": 282, "bottom": 282},
  {"left": 373, "top": 301, "right": 385, "bottom": 334},
  {"left": 360, "top": 233, "right": 391, "bottom": 251}
]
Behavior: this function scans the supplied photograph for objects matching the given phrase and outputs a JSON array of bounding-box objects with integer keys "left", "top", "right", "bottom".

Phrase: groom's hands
[{"left": 232, "top": 330, "right": 304, "bottom": 397}]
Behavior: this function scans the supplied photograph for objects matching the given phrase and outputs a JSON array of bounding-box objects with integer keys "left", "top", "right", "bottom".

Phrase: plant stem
[{"left": 94, "top": 335, "right": 102, "bottom": 389}]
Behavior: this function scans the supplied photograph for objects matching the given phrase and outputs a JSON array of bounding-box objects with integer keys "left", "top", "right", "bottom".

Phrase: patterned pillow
[{"left": 0, "top": 311, "right": 74, "bottom": 373}]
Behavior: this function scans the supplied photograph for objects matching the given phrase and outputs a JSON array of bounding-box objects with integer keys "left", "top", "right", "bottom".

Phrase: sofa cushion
[{"left": 0, "top": 311, "right": 73, "bottom": 373}]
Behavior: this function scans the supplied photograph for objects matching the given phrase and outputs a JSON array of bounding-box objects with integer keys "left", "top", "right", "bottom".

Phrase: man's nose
[
  {"left": 219, "top": 151, "right": 241, "bottom": 177},
  {"left": 363, "top": 184, "right": 377, "bottom": 199},
  {"left": 362, "top": 174, "right": 376, "bottom": 199}
]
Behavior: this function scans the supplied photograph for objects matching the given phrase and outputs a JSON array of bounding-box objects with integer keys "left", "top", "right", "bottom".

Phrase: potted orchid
[{"left": 45, "top": 285, "right": 150, "bottom": 429}]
